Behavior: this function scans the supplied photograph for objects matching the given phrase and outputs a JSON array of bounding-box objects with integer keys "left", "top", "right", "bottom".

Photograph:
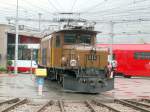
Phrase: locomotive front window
[
  {"left": 79, "top": 34, "right": 91, "bottom": 45},
  {"left": 64, "top": 34, "right": 76, "bottom": 44}
]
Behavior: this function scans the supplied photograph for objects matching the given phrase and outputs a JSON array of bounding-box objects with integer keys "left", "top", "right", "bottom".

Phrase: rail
[
  {"left": 1, "top": 99, "right": 27, "bottom": 112},
  {"left": 114, "top": 99, "right": 150, "bottom": 112},
  {"left": 92, "top": 100, "right": 121, "bottom": 112},
  {"left": 125, "top": 99, "right": 150, "bottom": 108},
  {"left": 36, "top": 100, "right": 54, "bottom": 112},
  {"left": 84, "top": 100, "right": 96, "bottom": 112},
  {"left": 0, "top": 98, "right": 20, "bottom": 106},
  {"left": 58, "top": 100, "right": 65, "bottom": 112}
]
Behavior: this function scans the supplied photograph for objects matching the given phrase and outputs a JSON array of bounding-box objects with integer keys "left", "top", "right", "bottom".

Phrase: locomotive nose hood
[
  {"left": 75, "top": 45, "right": 108, "bottom": 51},
  {"left": 62, "top": 45, "right": 109, "bottom": 69}
]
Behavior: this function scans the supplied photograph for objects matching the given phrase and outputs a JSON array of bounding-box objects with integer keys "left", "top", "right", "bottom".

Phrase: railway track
[
  {"left": 0, "top": 98, "right": 149, "bottom": 112},
  {"left": 0, "top": 98, "right": 20, "bottom": 111}
]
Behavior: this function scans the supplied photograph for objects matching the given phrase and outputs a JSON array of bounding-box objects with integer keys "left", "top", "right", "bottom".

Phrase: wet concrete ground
[
  {"left": 105, "top": 76, "right": 150, "bottom": 99},
  {"left": 0, "top": 74, "right": 149, "bottom": 101}
]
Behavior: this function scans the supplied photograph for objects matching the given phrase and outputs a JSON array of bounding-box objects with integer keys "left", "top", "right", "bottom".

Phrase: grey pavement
[
  {"left": 105, "top": 76, "right": 150, "bottom": 99},
  {"left": 0, "top": 74, "right": 149, "bottom": 101}
]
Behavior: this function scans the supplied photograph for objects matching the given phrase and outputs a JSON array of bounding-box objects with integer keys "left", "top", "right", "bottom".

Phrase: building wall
[
  {"left": 0, "top": 24, "right": 41, "bottom": 68},
  {"left": 95, "top": 21, "right": 150, "bottom": 44},
  {"left": 7, "top": 33, "right": 40, "bottom": 63},
  {"left": 0, "top": 24, "right": 9, "bottom": 67}
]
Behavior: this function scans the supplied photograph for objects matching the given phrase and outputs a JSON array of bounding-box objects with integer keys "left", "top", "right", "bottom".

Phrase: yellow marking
[
  {"left": 35, "top": 68, "right": 47, "bottom": 77},
  {"left": 52, "top": 48, "right": 54, "bottom": 67}
]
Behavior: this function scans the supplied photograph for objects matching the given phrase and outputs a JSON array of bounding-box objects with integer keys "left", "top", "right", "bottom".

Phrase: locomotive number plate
[{"left": 87, "top": 54, "right": 97, "bottom": 60}]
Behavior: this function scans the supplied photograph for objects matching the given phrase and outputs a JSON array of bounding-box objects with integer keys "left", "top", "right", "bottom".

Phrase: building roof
[
  {"left": 97, "top": 44, "right": 150, "bottom": 51},
  {"left": 0, "top": 24, "right": 42, "bottom": 38}
]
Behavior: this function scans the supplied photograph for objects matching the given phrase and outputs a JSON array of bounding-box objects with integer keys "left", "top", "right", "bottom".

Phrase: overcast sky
[
  {"left": 0, "top": 0, "right": 150, "bottom": 43},
  {"left": 0, "top": 0, "right": 150, "bottom": 22}
]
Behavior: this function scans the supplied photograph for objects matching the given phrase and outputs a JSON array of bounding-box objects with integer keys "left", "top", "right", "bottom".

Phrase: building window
[
  {"left": 7, "top": 45, "right": 38, "bottom": 61},
  {"left": 7, "top": 45, "right": 15, "bottom": 60},
  {"left": 134, "top": 52, "right": 150, "bottom": 60}
]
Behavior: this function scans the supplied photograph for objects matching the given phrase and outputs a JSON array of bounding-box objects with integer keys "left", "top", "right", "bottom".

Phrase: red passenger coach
[{"left": 97, "top": 44, "right": 150, "bottom": 78}]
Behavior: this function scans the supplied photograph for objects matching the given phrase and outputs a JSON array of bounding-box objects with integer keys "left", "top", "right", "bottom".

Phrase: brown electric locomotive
[{"left": 38, "top": 25, "right": 114, "bottom": 93}]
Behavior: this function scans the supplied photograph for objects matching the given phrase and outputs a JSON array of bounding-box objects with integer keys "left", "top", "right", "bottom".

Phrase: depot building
[{"left": 0, "top": 24, "right": 41, "bottom": 68}]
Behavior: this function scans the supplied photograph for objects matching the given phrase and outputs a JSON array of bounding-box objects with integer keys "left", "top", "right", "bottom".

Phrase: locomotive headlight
[
  {"left": 61, "top": 56, "right": 67, "bottom": 66},
  {"left": 70, "top": 59, "right": 77, "bottom": 67},
  {"left": 62, "top": 57, "right": 67, "bottom": 62}
]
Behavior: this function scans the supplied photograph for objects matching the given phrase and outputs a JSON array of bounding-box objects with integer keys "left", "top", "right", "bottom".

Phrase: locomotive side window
[
  {"left": 42, "top": 48, "right": 47, "bottom": 65},
  {"left": 64, "top": 34, "right": 76, "bottom": 44},
  {"left": 79, "top": 34, "right": 91, "bottom": 45},
  {"left": 134, "top": 52, "right": 150, "bottom": 59},
  {"left": 56, "top": 35, "right": 60, "bottom": 47}
]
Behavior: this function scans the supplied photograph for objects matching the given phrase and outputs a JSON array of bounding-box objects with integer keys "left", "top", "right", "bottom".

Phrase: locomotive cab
[{"left": 38, "top": 26, "right": 114, "bottom": 93}]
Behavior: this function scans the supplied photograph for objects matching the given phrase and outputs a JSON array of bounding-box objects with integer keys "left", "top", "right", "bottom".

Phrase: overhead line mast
[{"left": 14, "top": 0, "right": 19, "bottom": 74}]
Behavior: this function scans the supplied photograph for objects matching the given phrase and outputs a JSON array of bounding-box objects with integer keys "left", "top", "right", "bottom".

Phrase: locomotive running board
[{"left": 63, "top": 76, "right": 114, "bottom": 93}]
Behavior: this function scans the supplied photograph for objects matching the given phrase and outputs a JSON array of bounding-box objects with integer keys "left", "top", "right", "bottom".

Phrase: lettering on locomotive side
[{"left": 87, "top": 54, "right": 97, "bottom": 60}]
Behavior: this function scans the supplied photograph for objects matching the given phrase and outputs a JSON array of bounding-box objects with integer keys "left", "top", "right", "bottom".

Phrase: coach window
[
  {"left": 56, "top": 35, "right": 60, "bottom": 47},
  {"left": 64, "top": 34, "right": 76, "bottom": 44},
  {"left": 134, "top": 52, "right": 150, "bottom": 59}
]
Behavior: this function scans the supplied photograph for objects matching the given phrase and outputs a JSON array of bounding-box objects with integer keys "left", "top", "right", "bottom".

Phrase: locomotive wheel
[{"left": 57, "top": 74, "right": 64, "bottom": 86}]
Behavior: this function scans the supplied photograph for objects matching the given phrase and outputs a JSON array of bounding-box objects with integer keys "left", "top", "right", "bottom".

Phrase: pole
[
  {"left": 109, "top": 21, "right": 114, "bottom": 61},
  {"left": 38, "top": 13, "right": 42, "bottom": 32},
  {"left": 14, "top": 0, "right": 19, "bottom": 74},
  {"left": 30, "top": 48, "right": 33, "bottom": 74}
]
